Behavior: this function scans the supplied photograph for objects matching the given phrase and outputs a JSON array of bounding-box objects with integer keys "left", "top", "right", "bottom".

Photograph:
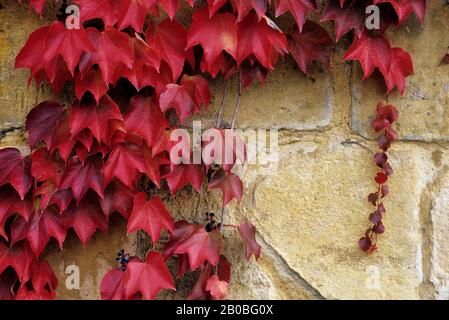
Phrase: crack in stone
[
  {"left": 0, "top": 125, "right": 24, "bottom": 141},
  {"left": 256, "top": 236, "right": 326, "bottom": 300}
]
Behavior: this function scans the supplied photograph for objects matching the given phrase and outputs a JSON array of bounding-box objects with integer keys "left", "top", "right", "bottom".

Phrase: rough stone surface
[
  {"left": 350, "top": 2, "right": 449, "bottom": 141},
  {"left": 431, "top": 173, "right": 449, "bottom": 300},
  {"left": 1, "top": 0, "right": 449, "bottom": 300},
  {"left": 0, "top": 0, "right": 54, "bottom": 130}
]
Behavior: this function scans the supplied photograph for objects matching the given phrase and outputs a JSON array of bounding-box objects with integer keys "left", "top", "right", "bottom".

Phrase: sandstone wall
[{"left": 1, "top": 0, "right": 449, "bottom": 300}]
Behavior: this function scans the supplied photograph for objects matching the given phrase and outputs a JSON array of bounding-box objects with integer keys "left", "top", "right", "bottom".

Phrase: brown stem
[
  {"left": 230, "top": 73, "right": 242, "bottom": 130},
  {"left": 216, "top": 79, "right": 228, "bottom": 128}
]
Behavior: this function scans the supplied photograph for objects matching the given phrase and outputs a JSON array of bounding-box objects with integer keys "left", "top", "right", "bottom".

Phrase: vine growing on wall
[{"left": 0, "top": 0, "right": 426, "bottom": 299}]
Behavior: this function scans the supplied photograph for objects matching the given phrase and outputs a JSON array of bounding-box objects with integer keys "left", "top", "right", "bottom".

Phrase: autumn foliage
[{"left": 0, "top": 0, "right": 425, "bottom": 299}]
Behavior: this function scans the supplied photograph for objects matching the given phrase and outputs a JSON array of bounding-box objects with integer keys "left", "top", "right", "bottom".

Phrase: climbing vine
[{"left": 0, "top": 0, "right": 426, "bottom": 300}]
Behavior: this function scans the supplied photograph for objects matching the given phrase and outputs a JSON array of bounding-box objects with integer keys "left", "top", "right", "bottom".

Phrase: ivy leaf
[
  {"left": 0, "top": 187, "right": 32, "bottom": 240},
  {"left": 0, "top": 148, "right": 32, "bottom": 200},
  {"left": 101, "top": 180, "right": 136, "bottom": 220},
  {"left": 74, "top": 69, "right": 109, "bottom": 105},
  {"left": 205, "top": 275, "right": 228, "bottom": 300},
  {"left": 59, "top": 156, "right": 105, "bottom": 202},
  {"left": 11, "top": 208, "right": 66, "bottom": 256},
  {"left": 31, "top": 148, "right": 64, "bottom": 185},
  {"left": 384, "top": 48, "right": 414, "bottom": 95},
  {"left": 29, "top": 259, "right": 58, "bottom": 297},
  {"left": 145, "top": 19, "right": 193, "bottom": 82},
  {"left": 25, "top": 101, "right": 66, "bottom": 150},
  {"left": 274, "top": 0, "right": 317, "bottom": 32},
  {"left": 70, "top": 95, "right": 124, "bottom": 146},
  {"left": 236, "top": 12, "right": 288, "bottom": 70},
  {"left": 43, "top": 21, "right": 95, "bottom": 76},
  {"left": 74, "top": 0, "right": 121, "bottom": 26},
  {"left": 208, "top": 169, "right": 243, "bottom": 206},
  {"left": 343, "top": 32, "right": 392, "bottom": 80},
  {"left": 187, "top": 9, "right": 237, "bottom": 68},
  {"left": 100, "top": 269, "right": 127, "bottom": 300},
  {"left": 0, "top": 242, "right": 33, "bottom": 282},
  {"left": 164, "top": 220, "right": 197, "bottom": 259},
  {"left": 159, "top": 75, "right": 211, "bottom": 123},
  {"left": 116, "top": 0, "right": 159, "bottom": 32},
  {"left": 127, "top": 193, "right": 174, "bottom": 243},
  {"left": 373, "top": 0, "right": 426, "bottom": 24},
  {"left": 287, "top": 20, "right": 333, "bottom": 74},
  {"left": 321, "top": 0, "right": 365, "bottom": 42},
  {"left": 124, "top": 252, "right": 175, "bottom": 300},
  {"left": 165, "top": 163, "right": 205, "bottom": 194},
  {"left": 233, "top": 0, "right": 268, "bottom": 22},
  {"left": 173, "top": 226, "right": 222, "bottom": 270},
  {"left": 63, "top": 195, "right": 108, "bottom": 246},
  {"left": 80, "top": 27, "right": 134, "bottom": 85},
  {"left": 124, "top": 95, "right": 169, "bottom": 148},
  {"left": 115, "top": 35, "right": 161, "bottom": 91},
  {"left": 104, "top": 142, "right": 161, "bottom": 189},
  {"left": 237, "top": 222, "right": 261, "bottom": 260}
]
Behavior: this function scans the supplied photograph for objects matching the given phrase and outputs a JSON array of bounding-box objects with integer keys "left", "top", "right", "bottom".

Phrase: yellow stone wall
[{"left": 1, "top": 0, "right": 449, "bottom": 300}]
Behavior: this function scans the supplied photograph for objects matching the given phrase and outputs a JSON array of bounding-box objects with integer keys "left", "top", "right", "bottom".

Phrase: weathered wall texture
[{"left": 1, "top": 0, "right": 449, "bottom": 300}]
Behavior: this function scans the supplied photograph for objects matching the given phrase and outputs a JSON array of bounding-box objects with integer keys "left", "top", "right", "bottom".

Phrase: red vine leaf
[
  {"left": 275, "top": 0, "right": 317, "bottom": 32},
  {"left": 237, "top": 222, "right": 261, "bottom": 260},
  {"left": 0, "top": 148, "right": 32, "bottom": 200},
  {"left": 208, "top": 169, "right": 243, "bottom": 206},
  {"left": 205, "top": 274, "right": 228, "bottom": 300},
  {"left": 124, "top": 252, "right": 175, "bottom": 300},
  {"left": 127, "top": 193, "right": 174, "bottom": 243}
]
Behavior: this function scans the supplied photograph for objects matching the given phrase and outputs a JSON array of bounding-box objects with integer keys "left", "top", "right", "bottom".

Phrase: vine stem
[
  {"left": 215, "top": 206, "right": 226, "bottom": 274},
  {"left": 216, "top": 79, "right": 228, "bottom": 128},
  {"left": 230, "top": 73, "right": 242, "bottom": 130}
]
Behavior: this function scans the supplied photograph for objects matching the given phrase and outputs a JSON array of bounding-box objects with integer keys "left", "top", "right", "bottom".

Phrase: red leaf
[
  {"left": 165, "top": 163, "right": 205, "bottom": 194},
  {"left": 321, "top": 0, "right": 365, "bottom": 42},
  {"left": 43, "top": 21, "right": 95, "bottom": 76},
  {"left": 124, "top": 95, "right": 169, "bottom": 148},
  {"left": 104, "top": 142, "right": 161, "bottom": 189},
  {"left": 80, "top": 27, "right": 133, "bottom": 85},
  {"left": 124, "top": 252, "right": 175, "bottom": 300},
  {"left": 127, "top": 193, "right": 174, "bottom": 243},
  {"left": 275, "top": 0, "right": 317, "bottom": 32},
  {"left": 0, "top": 241, "right": 33, "bottom": 282},
  {"left": 63, "top": 196, "right": 108, "bottom": 246},
  {"left": 233, "top": 0, "right": 268, "bottom": 22},
  {"left": 205, "top": 274, "right": 228, "bottom": 300},
  {"left": 29, "top": 258, "right": 58, "bottom": 296},
  {"left": 236, "top": 12, "right": 288, "bottom": 70},
  {"left": 0, "top": 187, "right": 32, "bottom": 240},
  {"left": 70, "top": 95, "right": 124, "bottom": 146},
  {"left": 25, "top": 101, "right": 66, "bottom": 150},
  {"left": 373, "top": 152, "right": 388, "bottom": 168},
  {"left": 15, "top": 26, "right": 50, "bottom": 83},
  {"left": 74, "top": 0, "right": 121, "bottom": 26},
  {"left": 164, "top": 220, "right": 197, "bottom": 259},
  {"left": 159, "top": 75, "right": 211, "bottom": 123},
  {"left": 343, "top": 32, "right": 392, "bottom": 80},
  {"left": 100, "top": 269, "right": 127, "bottom": 300},
  {"left": 374, "top": 172, "right": 388, "bottom": 185},
  {"left": 11, "top": 208, "right": 66, "bottom": 256},
  {"left": 74, "top": 68, "right": 109, "bottom": 104},
  {"left": 287, "top": 20, "right": 333, "bottom": 74},
  {"left": 209, "top": 169, "right": 244, "bottom": 206},
  {"left": 188, "top": 255, "right": 230, "bottom": 300},
  {"left": 117, "top": 0, "right": 159, "bottom": 32},
  {"left": 145, "top": 19, "right": 192, "bottom": 82},
  {"left": 187, "top": 9, "right": 237, "bottom": 68},
  {"left": 173, "top": 226, "right": 222, "bottom": 270},
  {"left": 384, "top": 48, "right": 414, "bottom": 95},
  {"left": 0, "top": 148, "right": 32, "bottom": 200},
  {"left": 237, "top": 222, "right": 261, "bottom": 260},
  {"left": 115, "top": 35, "right": 161, "bottom": 91},
  {"left": 101, "top": 180, "right": 136, "bottom": 220},
  {"left": 59, "top": 156, "right": 105, "bottom": 201},
  {"left": 373, "top": 0, "right": 426, "bottom": 24},
  {"left": 31, "top": 148, "right": 64, "bottom": 185}
]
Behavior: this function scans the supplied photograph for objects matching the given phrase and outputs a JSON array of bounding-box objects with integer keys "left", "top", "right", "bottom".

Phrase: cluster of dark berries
[
  {"left": 115, "top": 249, "right": 130, "bottom": 271},
  {"left": 359, "top": 102, "right": 398, "bottom": 254},
  {"left": 205, "top": 212, "right": 221, "bottom": 232}
]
